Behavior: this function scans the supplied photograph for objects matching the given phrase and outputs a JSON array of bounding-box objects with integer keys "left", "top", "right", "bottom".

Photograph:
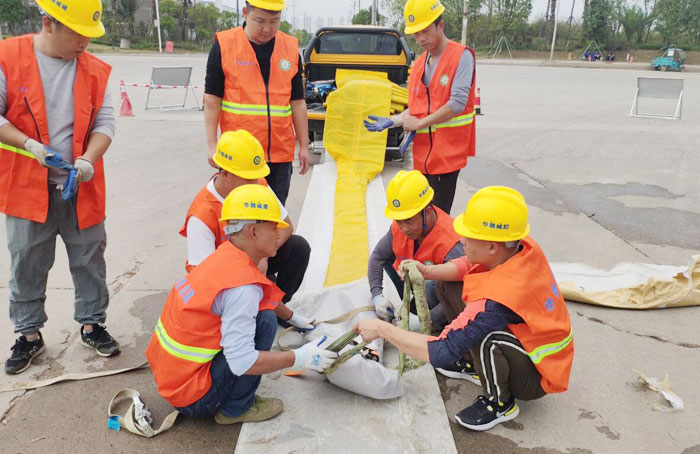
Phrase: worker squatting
[{"left": 0, "top": 0, "right": 572, "bottom": 434}]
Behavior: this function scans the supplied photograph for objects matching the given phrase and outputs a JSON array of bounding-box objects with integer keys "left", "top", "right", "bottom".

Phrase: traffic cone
[
  {"left": 475, "top": 88, "right": 482, "bottom": 115},
  {"left": 119, "top": 89, "right": 134, "bottom": 117}
]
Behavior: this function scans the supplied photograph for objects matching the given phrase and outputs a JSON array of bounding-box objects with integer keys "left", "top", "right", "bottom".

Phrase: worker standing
[
  {"left": 0, "top": 0, "right": 118, "bottom": 375},
  {"left": 182, "top": 129, "right": 313, "bottom": 329},
  {"left": 204, "top": 0, "right": 310, "bottom": 206},
  {"left": 368, "top": 170, "right": 463, "bottom": 332},
  {"left": 355, "top": 187, "right": 573, "bottom": 431},
  {"left": 147, "top": 185, "right": 337, "bottom": 424},
  {"left": 365, "top": 0, "right": 476, "bottom": 214}
]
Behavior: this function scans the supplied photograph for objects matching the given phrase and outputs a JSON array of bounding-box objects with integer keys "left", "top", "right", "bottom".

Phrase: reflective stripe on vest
[
  {"left": 0, "top": 142, "right": 34, "bottom": 160},
  {"left": 528, "top": 330, "right": 573, "bottom": 364},
  {"left": 221, "top": 100, "right": 292, "bottom": 117},
  {"left": 416, "top": 112, "right": 475, "bottom": 134},
  {"left": 155, "top": 318, "right": 221, "bottom": 364}
]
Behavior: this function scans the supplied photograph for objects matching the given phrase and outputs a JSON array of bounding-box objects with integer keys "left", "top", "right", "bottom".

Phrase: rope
[
  {"left": 276, "top": 305, "right": 375, "bottom": 351},
  {"left": 398, "top": 262, "right": 431, "bottom": 375},
  {"left": 0, "top": 362, "right": 149, "bottom": 393}
]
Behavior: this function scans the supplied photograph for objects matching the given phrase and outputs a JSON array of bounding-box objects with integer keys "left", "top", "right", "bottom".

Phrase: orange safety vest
[
  {"left": 391, "top": 206, "right": 461, "bottom": 270},
  {"left": 146, "top": 241, "right": 284, "bottom": 408},
  {"left": 180, "top": 176, "right": 269, "bottom": 272},
  {"left": 460, "top": 236, "right": 574, "bottom": 394},
  {"left": 408, "top": 41, "right": 476, "bottom": 175},
  {"left": 217, "top": 27, "right": 299, "bottom": 164},
  {"left": 0, "top": 34, "right": 111, "bottom": 229}
]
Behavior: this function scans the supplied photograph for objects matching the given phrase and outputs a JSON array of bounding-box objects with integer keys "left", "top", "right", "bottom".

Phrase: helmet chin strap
[{"left": 421, "top": 208, "right": 427, "bottom": 232}]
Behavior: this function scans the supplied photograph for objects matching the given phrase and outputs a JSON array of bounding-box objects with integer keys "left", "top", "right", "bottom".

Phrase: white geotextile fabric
[
  {"left": 551, "top": 262, "right": 687, "bottom": 293},
  {"left": 287, "top": 152, "right": 404, "bottom": 399}
]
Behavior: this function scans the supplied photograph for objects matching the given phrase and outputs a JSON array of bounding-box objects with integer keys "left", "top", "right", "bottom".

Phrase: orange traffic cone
[
  {"left": 119, "top": 89, "right": 134, "bottom": 117},
  {"left": 475, "top": 88, "right": 482, "bottom": 115}
]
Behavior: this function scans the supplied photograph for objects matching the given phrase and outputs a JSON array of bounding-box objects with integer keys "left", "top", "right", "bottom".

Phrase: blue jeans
[{"left": 176, "top": 310, "right": 277, "bottom": 418}]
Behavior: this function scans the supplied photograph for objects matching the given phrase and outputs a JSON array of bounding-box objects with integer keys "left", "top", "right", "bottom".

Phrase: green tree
[
  {"left": 280, "top": 20, "right": 292, "bottom": 34},
  {"left": 617, "top": 4, "right": 653, "bottom": 44},
  {"left": 494, "top": 0, "right": 532, "bottom": 32},
  {"left": 219, "top": 11, "right": 238, "bottom": 30},
  {"left": 654, "top": 0, "right": 692, "bottom": 43},
  {"left": 116, "top": 0, "right": 139, "bottom": 37},
  {"left": 294, "top": 28, "right": 311, "bottom": 46},
  {"left": 159, "top": 0, "right": 184, "bottom": 40},
  {"left": 189, "top": 3, "right": 218, "bottom": 44},
  {"left": 583, "top": 0, "right": 612, "bottom": 44},
  {"left": 0, "top": 0, "right": 26, "bottom": 35},
  {"left": 352, "top": 7, "right": 385, "bottom": 25}
]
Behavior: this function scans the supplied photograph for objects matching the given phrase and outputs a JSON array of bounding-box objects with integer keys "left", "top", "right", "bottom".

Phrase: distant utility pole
[
  {"left": 236, "top": 0, "right": 240, "bottom": 26},
  {"left": 371, "top": 0, "right": 377, "bottom": 25},
  {"left": 290, "top": 0, "right": 297, "bottom": 29},
  {"left": 461, "top": 0, "right": 468, "bottom": 45},
  {"left": 549, "top": 0, "right": 560, "bottom": 61}
]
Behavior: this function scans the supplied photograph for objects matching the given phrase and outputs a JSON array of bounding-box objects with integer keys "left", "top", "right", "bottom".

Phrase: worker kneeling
[
  {"left": 369, "top": 170, "right": 463, "bottom": 330},
  {"left": 181, "top": 130, "right": 313, "bottom": 330},
  {"left": 147, "top": 185, "right": 337, "bottom": 424},
  {"left": 355, "top": 186, "right": 573, "bottom": 431}
]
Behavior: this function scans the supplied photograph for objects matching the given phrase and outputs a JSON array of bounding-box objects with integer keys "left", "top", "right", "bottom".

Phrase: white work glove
[
  {"left": 24, "top": 138, "right": 50, "bottom": 167},
  {"left": 74, "top": 157, "right": 94, "bottom": 182},
  {"left": 373, "top": 294, "right": 396, "bottom": 322},
  {"left": 290, "top": 337, "right": 338, "bottom": 372},
  {"left": 288, "top": 311, "right": 315, "bottom": 331}
]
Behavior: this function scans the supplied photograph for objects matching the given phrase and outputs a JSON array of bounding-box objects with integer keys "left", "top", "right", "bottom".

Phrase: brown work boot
[{"left": 214, "top": 395, "right": 284, "bottom": 424}]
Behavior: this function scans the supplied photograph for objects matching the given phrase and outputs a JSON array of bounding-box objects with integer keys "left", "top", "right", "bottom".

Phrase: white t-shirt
[{"left": 186, "top": 178, "right": 289, "bottom": 267}]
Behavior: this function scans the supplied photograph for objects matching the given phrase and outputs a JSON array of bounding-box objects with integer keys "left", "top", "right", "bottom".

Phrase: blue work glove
[
  {"left": 62, "top": 168, "right": 79, "bottom": 201},
  {"left": 363, "top": 115, "right": 395, "bottom": 132},
  {"left": 44, "top": 149, "right": 75, "bottom": 171},
  {"left": 43, "top": 149, "right": 80, "bottom": 201},
  {"left": 399, "top": 131, "right": 415, "bottom": 157}
]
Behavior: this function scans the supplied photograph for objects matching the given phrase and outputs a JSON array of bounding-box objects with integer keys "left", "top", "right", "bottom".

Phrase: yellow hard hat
[
  {"left": 246, "top": 0, "right": 286, "bottom": 11},
  {"left": 404, "top": 0, "right": 445, "bottom": 35},
  {"left": 385, "top": 170, "right": 434, "bottom": 220},
  {"left": 35, "top": 0, "right": 105, "bottom": 38},
  {"left": 220, "top": 184, "right": 289, "bottom": 228},
  {"left": 453, "top": 186, "right": 530, "bottom": 242},
  {"left": 214, "top": 130, "right": 270, "bottom": 180}
]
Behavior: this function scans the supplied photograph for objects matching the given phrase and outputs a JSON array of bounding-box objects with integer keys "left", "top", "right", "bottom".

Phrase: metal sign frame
[
  {"left": 145, "top": 66, "right": 201, "bottom": 112},
  {"left": 629, "top": 77, "right": 683, "bottom": 121}
]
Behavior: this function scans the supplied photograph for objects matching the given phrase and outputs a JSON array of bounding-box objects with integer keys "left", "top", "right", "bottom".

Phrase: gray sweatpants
[{"left": 7, "top": 186, "right": 109, "bottom": 335}]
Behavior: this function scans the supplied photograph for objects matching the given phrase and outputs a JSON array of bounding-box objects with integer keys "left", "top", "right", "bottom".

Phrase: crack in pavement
[
  {"left": 575, "top": 311, "right": 700, "bottom": 349},
  {"left": 108, "top": 259, "right": 144, "bottom": 296}
]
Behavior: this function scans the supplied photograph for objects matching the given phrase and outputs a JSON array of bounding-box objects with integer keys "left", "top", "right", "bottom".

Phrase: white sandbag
[{"left": 288, "top": 278, "right": 404, "bottom": 399}]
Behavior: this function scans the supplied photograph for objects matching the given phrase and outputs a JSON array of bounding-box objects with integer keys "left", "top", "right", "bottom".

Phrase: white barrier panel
[{"left": 629, "top": 77, "right": 683, "bottom": 120}]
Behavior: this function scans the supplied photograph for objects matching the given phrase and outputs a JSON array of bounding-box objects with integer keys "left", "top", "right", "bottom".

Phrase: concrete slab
[{"left": 0, "top": 56, "right": 698, "bottom": 453}]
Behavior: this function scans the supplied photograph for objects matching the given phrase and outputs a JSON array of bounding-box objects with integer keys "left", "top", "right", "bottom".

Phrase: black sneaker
[
  {"left": 455, "top": 395, "right": 520, "bottom": 431},
  {"left": 435, "top": 358, "right": 481, "bottom": 385},
  {"left": 81, "top": 325, "right": 120, "bottom": 357},
  {"left": 5, "top": 332, "right": 45, "bottom": 375}
]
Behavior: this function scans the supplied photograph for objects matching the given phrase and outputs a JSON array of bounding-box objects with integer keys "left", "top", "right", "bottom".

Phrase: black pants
[
  {"left": 437, "top": 281, "right": 546, "bottom": 403},
  {"left": 425, "top": 170, "right": 460, "bottom": 215},
  {"left": 265, "top": 162, "right": 293, "bottom": 206},
  {"left": 267, "top": 234, "right": 310, "bottom": 303}
]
